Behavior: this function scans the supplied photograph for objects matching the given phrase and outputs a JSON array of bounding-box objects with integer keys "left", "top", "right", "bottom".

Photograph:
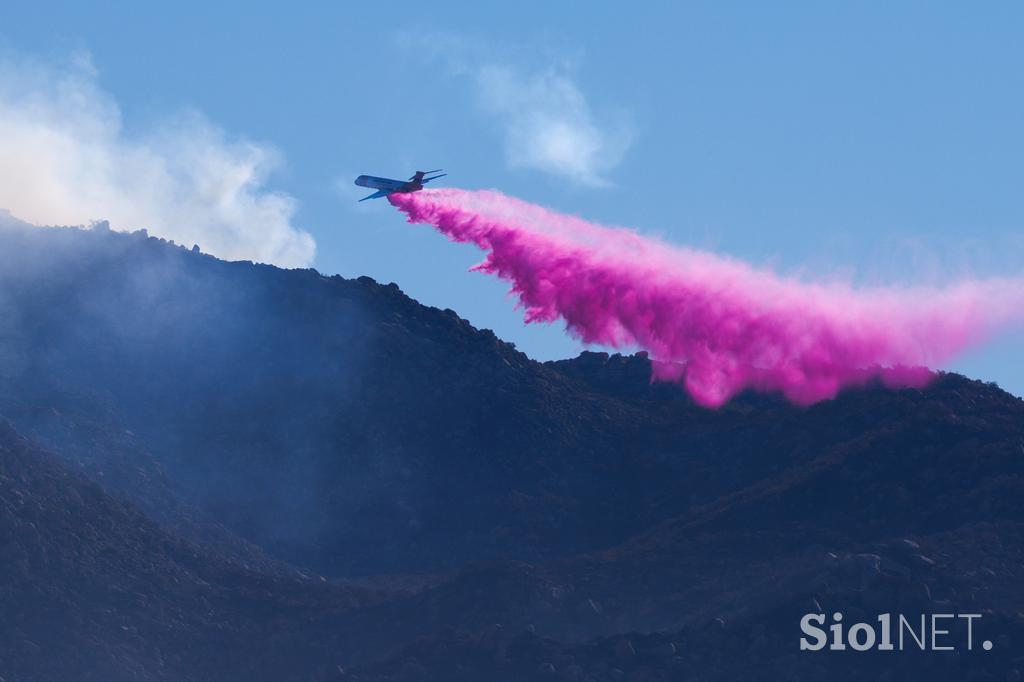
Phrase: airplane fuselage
[
  {"left": 354, "top": 170, "right": 446, "bottom": 201},
  {"left": 354, "top": 176, "right": 423, "bottom": 193}
]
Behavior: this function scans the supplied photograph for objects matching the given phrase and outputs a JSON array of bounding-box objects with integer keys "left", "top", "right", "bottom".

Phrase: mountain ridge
[{"left": 2, "top": 219, "right": 1023, "bottom": 681}]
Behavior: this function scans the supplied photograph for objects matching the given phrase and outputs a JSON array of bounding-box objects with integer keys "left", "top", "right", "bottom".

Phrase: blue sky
[{"left": 2, "top": 2, "right": 1023, "bottom": 395}]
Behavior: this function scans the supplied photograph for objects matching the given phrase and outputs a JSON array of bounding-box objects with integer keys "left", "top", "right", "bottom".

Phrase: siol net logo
[{"left": 800, "top": 612, "right": 993, "bottom": 652}]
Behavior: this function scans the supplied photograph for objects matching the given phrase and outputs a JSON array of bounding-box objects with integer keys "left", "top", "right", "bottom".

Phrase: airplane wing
[{"left": 358, "top": 189, "right": 392, "bottom": 202}]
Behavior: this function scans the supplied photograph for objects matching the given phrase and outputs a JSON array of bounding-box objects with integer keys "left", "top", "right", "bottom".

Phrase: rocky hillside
[
  {"left": 0, "top": 418, "right": 381, "bottom": 682},
  {"left": 1, "top": 219, "right": 1022, "bottom": 681}
]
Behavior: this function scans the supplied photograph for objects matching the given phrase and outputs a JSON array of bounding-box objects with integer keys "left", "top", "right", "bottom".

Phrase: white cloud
[
  {"left": 398, "top": 32, "right": 633, "bottom": 186},
  {"left": 0, "top": 53, "right": 315, "bottom": 267},
  {"left": 474, "top": 65, "right": 632, "bottom": 186}
]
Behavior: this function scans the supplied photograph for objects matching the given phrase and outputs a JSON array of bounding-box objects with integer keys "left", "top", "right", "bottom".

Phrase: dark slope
[
  {"left": 1, "top": 221, "right": 1023, "bottom": 681},
  {"left": 0, "top": 419, "right": 378, "bottom": 682},
  {"left": 334, "top": 373, "right": 1024, "bottom": 681},
  {"left": 0, "top": 375, "right": 294, "bottom": 576},
  {"left": 316, "top": 373, "right": 1024, "bottom": 642},
  {"left": 0, "top": 221, "right": 677, "bottom": 575}
]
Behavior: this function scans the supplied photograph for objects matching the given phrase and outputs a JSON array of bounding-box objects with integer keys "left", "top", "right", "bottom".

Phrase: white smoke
[{"left": 0, "top": 52, "right": 315, "bottom": 267}]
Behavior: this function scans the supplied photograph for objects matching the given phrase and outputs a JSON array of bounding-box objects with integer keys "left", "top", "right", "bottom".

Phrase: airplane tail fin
[{"left": 410, "top": 169, "right": 444, "bottom": 181}]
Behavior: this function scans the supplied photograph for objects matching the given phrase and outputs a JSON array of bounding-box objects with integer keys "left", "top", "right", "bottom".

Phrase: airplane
[{"left": 354, "top": 169, "right": 447, "bottom": 202}]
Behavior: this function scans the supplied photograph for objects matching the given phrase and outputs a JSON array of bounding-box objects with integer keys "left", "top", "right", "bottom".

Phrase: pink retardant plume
[{"left": 389, "top": 189, "right": 1024, "bottom": 407}]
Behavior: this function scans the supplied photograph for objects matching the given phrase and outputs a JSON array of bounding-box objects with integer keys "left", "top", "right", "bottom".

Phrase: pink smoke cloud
[{"left": 389, "top": 188, "right": 1024, "bottom": 407}]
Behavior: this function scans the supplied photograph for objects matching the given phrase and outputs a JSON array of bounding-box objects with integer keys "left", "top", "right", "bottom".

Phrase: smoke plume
[
  {"left": 390, "top": 188, "right": 1024, "bottom": 407},
  {"left": 0, "top": 53, "right": 314, "bottom": 267}
]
